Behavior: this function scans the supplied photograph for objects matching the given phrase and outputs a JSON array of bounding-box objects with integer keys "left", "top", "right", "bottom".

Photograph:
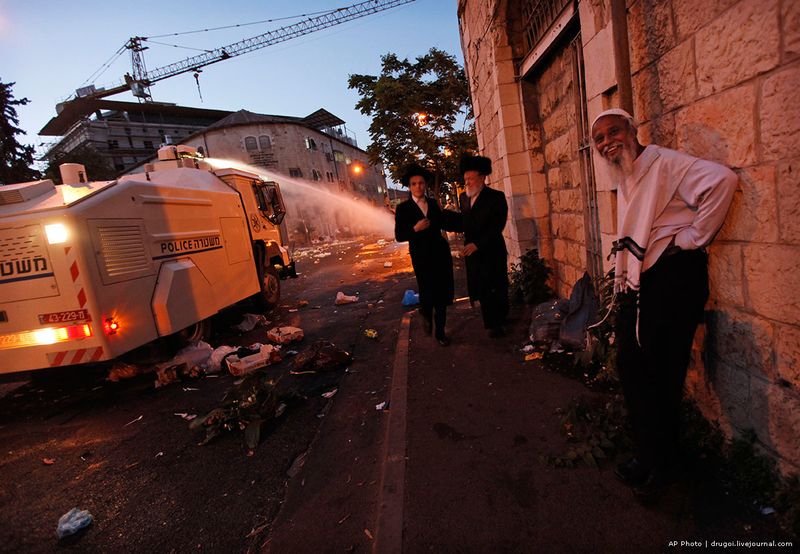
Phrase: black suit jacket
[{"left": 459, "top": 186, "right": 508, "bottom": 300}]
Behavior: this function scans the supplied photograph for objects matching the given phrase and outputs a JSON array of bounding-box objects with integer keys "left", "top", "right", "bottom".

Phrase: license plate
[{"left": 37, "top": 310, "right": 91, "bottom": 324}]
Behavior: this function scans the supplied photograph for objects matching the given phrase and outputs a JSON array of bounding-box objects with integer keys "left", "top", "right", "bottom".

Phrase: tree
[
  {"left": 43, "top": 145, "right": 117, "bottom": 184},
  {"left": 0, "top": 79, "right": 39, "bottom": 185},
  {"left": 348, "top": 48, "right": 477, "bottom": 202}
]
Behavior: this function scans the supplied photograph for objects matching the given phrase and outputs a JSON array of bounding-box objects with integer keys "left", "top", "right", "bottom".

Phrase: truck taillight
[
  {"left": 103, "top": 318, "right": 120, "bottom": 335},
  {"left": 0, "top": 323, "right": 93, "bottom": 351}
]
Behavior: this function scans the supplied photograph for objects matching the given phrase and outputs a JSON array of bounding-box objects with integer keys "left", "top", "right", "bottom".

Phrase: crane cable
[
  {"left": 143, "top": 8, "right": 340, "bottom": 39},
  {"left": 79, "top": 44, "right": 127, "bottom": 87}
]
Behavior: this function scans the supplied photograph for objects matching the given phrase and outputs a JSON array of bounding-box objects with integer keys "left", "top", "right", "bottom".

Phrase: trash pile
[
  {"left": 190, "top": 372, "right": 284, "bottom": 449},
  {"left": 223, "top": 344, "right": 283, "bottom": 377},
  {"left": 290, "top": 341, "right": 353, "bottom": 374},
  {"left": 524, "top": 272, "right": 599, "bottom": 357}
]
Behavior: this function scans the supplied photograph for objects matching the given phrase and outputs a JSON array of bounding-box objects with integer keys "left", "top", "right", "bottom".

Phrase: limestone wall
[{"left": 459, "top": 0, "right": 800, "bottom": 472}]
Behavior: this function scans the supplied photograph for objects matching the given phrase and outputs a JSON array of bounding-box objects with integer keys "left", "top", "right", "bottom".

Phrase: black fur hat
[
  {"left": 459, "top": 155, "right": 492, "bottom": 175},
  {"left": 399, "top": 164, "right": 434, "bottom": 187}
]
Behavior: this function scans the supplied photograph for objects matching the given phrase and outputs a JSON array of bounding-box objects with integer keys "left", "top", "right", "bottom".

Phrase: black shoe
[
  {"left": 435, "top": 334, "right": 450, "bottom": 346},
  {"left": 487, "top": 327, "right": 505, "bottom": 338},
  {"left": 614, "top": 458, "right": 650, "bottom": 487}
]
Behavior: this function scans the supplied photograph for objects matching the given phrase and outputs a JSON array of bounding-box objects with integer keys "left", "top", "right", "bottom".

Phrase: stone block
[
  {"left": 696, "top": 0, "right": 780, "bottom": 96},
  {"left": 543, "top": 132, "right": 574, "bottom": 166},
  {"left": 583, "top": 26, "right": 617, "bottom": 98},
  {"left": 499, "top": 105, "right": 522, "bottom": 129},
  {"left": 542, "top": 103, "right": 572, "bottom": 141},
  {"left": 506, "top": 151, "right": 530, "bottom": 177},
  {"left": 774, "top": 323, "right": 800, "bottom": 389},
  {"left": 717, "top": 166, "right": 778, "bottom": 243},
  {"left": 494, "top": 46, "right": 513, "bottom": 63},
  {"left": 567, "top": 240, "right": 586, "bottom": 268},
  {"left": 657, "top": 39, "right": 697, "bottom": 111},
  {"left": 498, "top": 83, "right": 519, "bottom": 107},
  {"left": 495, "top": 60, "right": 516, "bottom": 85},
  {"left": 777, "top": 159, "right": 800, "bottom": 243},
  {"left": 578, "top": 0, "right": 609, "bottom": 41},
  {"left": 632, "top": 65, "right": 661, "bottom": 124},
  {"left": 760, "top": 66, "right": 800, "bottom": 163},
  {"left": 743, "top": 244, "right": 800, "bottom": 324},
  {"left": 531, "top": 192, "right": 550, "bottom": 219},
  {"left": 784, "top": 0, "right": 800, "bottom": 59},
  {"left": 507, "top": 174, "right": 531, "bottom": 196},
  {"left": 748, "top": 379, "right": 800, "bottom": 470},
  {"left": 672, "top": 0, "right": 719, "bottom": 39},
  {"left": 707, "top": 243, "right": 744, "bottom": 308},
  {"left": 529, "top": 172, "right": 547, "bottom": 194},
  {"left": 512, "top": 217, "right": 537, "bottom": 244},
  {"left": 597, "top": 191, "right": 616, "bottom": 234},
  {"left": 501, "top": 124, "right": 525, "bottom": 155},
  {"left": 705, "top": 308, "right": 775, "bottom": 378},
  {"left": 627, "top": 0, "right": 676, "bottom": 73},
  {"left": 553, "top": 238, "right": 568, "bottom": 263},
  {"left": 675, "top": 84, "right": 757, "bottom": 167},
  {"left": 510, "top": 194, "right": 535, "bottom": 221},
  {"left": 637, "top": 112, "right": 676, "bottom": 149},
  {"left": 709, "top": 360, "right": 752, "bottom": 432}
]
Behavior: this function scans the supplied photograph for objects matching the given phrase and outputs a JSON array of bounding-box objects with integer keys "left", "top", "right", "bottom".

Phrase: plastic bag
[
  {"left": 402, "top": 289, "right": 419, "bottom": 306},
  {"left": 56, "top": 507, "right": 93, "bottom": 539}
]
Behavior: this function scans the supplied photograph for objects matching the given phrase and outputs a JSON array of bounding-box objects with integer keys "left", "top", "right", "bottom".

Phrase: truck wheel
[
  {"left": 175, "top": 317, "right": 212, "bottom": 345},
  {"left": 255, "top": 264, "right": 281, "bottom": 311}
]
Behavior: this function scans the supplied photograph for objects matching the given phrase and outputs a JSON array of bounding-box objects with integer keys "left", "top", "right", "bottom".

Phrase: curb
[{"left": 373, "top": 312, "right": 411, "bottom": 554}]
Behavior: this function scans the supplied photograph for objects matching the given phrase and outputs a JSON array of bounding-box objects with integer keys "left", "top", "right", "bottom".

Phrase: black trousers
[
  {"left": 478, "top": 280, "right": 509, "bottom": 330},
  {"left": 616, "top": 249, "right": 709, "bottom": 471},
  {"left": 420, "top": 301, "right": 447, "bottom": 338}
]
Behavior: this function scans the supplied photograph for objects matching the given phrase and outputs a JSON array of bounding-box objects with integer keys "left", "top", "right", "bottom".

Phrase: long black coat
[
  {"left": 394, "top": 196, "right": 460, "bottom": 307},
  {"left": 459, "top": 186, "right": 509, "bottom": 301}
]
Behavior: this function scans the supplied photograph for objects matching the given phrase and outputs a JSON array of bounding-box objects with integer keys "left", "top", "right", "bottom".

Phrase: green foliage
[
  {"left": 43, "top": 144, "right": 117, "bottom": 183},
  {"left": 0, "top": 79, "right": 39, "bottom": 185},
  {"left": 348, "top": 48, "right": 477, "bottom": 201},
  {"left": 508, "top": 249, "right": 554, "bottom": 306}
]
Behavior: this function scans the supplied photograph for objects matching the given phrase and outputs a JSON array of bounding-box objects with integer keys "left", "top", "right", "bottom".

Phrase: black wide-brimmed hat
[
  {"left": 459, "top": 155, "right": 492, "bottom": 176},
  {"left": 399, "top": 163, "right": 434, "bottom": 187}
]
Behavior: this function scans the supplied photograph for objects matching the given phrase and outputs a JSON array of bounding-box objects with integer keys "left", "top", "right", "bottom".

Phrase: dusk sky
[{"left": 1, "top": 0, "right": 463, "bottom": 158}]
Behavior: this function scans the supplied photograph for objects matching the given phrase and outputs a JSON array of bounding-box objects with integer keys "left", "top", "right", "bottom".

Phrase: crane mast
[{"left": 76, "top": 0, "right": 415, "bottom": 102}]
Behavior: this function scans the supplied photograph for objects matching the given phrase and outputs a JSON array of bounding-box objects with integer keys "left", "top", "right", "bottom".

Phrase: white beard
[
  {"left": 603, "top": 140, "right": 637, "bottom": 185},
  {"left": 465, "top": 184, "right": 483, "bottom": 198}
]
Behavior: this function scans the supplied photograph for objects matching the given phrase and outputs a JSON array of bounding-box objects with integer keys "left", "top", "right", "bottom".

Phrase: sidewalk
[{"left": 379, "top": 297, "right": 779, "bottom": 552}]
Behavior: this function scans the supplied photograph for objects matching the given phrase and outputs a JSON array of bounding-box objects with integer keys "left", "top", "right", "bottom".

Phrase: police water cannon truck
[{"left": 0, "top": 145, "right": 294, "bottom": 374}]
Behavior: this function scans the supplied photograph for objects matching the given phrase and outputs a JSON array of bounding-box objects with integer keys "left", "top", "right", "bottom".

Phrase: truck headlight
[{"left": 45, "top": 223, "right": 69, "bottom": 244}]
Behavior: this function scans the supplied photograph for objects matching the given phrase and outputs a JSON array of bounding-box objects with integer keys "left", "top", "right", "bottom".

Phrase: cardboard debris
[
  {"left": 42, "top": 458, "right": 55, "bottom": 465},
  {"left": 106, "top": 362, "right": 139, "bottom": 382},
  {"left": 524, "top": 352, "right": 544, "bottom": 362},
  {"left": 298, "top": 300, "right": 309, "bottom": 307},
  {"left": 290, "top": 341, "right": 353, "bottom": 373},
  {"left": 208, "top": 345, "right": 237, "bottom": 374},
  {"left": 266, "top": 326, "right": 305, "bottom": 344},
  {"left": 226, "top": 344, "right": 282, "bottom": 376},
  {"left": 383, "top": 261, "right": 393, "bottom": 268},
  {"left": 335, "top": 291, "right": 358, "bottom": 305},
  {"left": 155, "top": 363, "right": 184, "bottom": 388},
  {"left": 233, "top": 313, "right": 269, "bottom": 332}
]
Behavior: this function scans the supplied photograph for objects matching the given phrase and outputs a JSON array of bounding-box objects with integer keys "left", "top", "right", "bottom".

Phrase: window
[
  {"left": 143, "top": 140, "right": 154, "bottom": 149},
  {"left": 107, "top": 139, "right": 119, "bottom": 150},
  {"left": 127, "top": 137, "right": 134, "bottom": 147},
  {"left": 311, "top": 169, "right": 322, "bottom": 181},
  {"left": 305, "top": 137, "right": 317, "bottom": 150},
  {"left": 333, "top": 150, "right": 345, "bottom": 162},
  {"left": 259, "top": 135, "right": 271, "bottom": 149},
  {"left": 245, "top": 136, "right": 258, "bottom": 151},
  {"left": 252, "top": 181, "right": 286, "bottom": 225},
  {"left": 124, "top": 127, "right": 132, "bottom": 135},
  {"left": 289, "top": 168, "right": 303, "bottom": 178}
]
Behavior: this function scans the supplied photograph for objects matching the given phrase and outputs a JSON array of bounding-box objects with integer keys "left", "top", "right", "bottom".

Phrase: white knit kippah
[{"left": 591, "top": 108, "right": 636, "bottom": 131}]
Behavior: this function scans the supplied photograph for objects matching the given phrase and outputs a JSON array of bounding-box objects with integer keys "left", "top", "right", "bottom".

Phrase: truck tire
[
  {"left": 255, "top": 264, "right": 281, "bottom": 311},
  {"left": 175, "top": 317, "right": 212, "bottom": 345}
]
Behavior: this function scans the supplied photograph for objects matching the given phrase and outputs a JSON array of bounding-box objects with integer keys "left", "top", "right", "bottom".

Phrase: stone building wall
[{"left": 459, "top": 0, "right": 800, "bottom": 473}]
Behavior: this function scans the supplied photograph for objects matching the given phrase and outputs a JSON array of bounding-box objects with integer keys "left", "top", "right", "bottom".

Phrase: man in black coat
[
  {"left": 459, "top": 155, "right": 509, "bottom": 337},
  {"left": 394, "top": 164, "right": 460, "bottom": 345}
]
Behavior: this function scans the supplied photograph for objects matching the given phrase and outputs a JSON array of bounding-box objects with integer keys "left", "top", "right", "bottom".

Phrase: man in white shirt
[{"left": 591, "top": 108, "right": 737, "bottom": 499}]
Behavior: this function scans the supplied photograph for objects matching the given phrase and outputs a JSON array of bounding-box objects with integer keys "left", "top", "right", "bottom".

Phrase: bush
[{"left": 509, "top": 249, "right": 553, "bottom": 305}]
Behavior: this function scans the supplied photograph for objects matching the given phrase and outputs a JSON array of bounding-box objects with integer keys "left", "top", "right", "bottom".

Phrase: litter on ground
[
  {"left": 291, "top": 341, "right": 353, "bottom": 373},
  {"left": 335, "top": 291, "right": 359, "bottom": 305},
  {"left": 56, "top": 508, "right": 93, "bottom": 540},
  {"left": 225, "top": 344, "right": 282, "bottom": 376},
  {"left": 233, "top": 313, "right": 269, "bottom": 332},
  {"left": 524, "top": 352, "right": 544, "bottom": 362},
  {"left": 267, "top": 326, "right": 305, "bottom": 344},
  {"left": 364, "top": 329, "right": 378, "bottom": 339}
]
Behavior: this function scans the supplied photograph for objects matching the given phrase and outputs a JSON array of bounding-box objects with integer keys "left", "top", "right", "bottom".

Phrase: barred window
[{"left": 522, "top": 0, "right": 571, "bottom": 54}]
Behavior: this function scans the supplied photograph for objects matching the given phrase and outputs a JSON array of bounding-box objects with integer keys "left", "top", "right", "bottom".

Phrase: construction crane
[{"left": 67, "top": 0, "right": 415, "bottom": 104}]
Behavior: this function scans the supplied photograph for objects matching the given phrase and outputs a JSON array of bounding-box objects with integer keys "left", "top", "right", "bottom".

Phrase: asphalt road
[{"left": 0, "top": 236, "right": 417, "bottom": 553}]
